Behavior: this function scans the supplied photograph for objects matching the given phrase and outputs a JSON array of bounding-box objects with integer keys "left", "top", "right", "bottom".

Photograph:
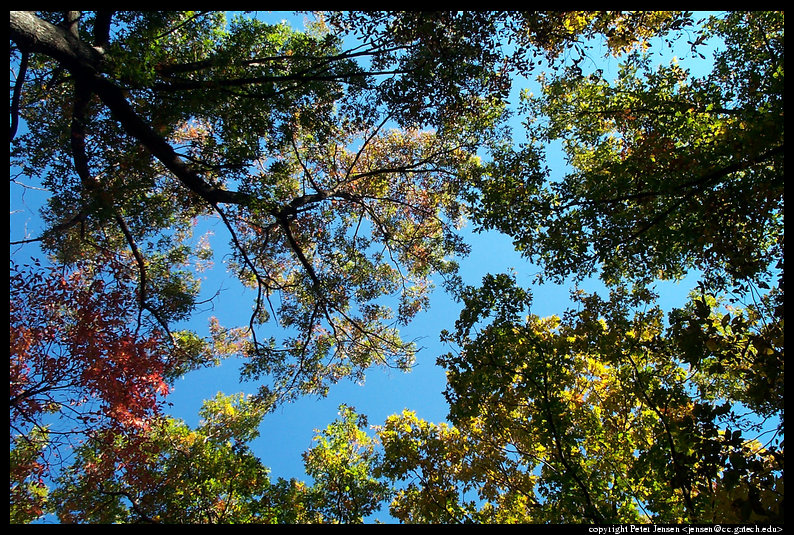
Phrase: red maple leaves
[{"left": 10, "top": 258, "right": 173, "bottom": 444}]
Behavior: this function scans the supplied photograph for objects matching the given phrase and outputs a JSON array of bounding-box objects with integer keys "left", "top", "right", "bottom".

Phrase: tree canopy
[{"left": 10, "top": 11, "right": 783, "bottom": 524}]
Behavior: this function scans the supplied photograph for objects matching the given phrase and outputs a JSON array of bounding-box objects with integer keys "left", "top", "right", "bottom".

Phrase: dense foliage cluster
[{"left": 10, "top": 11, "right": 782, "bottom": 524}]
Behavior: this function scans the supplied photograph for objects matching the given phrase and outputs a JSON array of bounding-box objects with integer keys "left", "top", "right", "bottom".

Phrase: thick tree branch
[
  {"left": 92, "top": 10, "right": 114, "bottom": 48},
  {"left": 10, "top": 11, "right": 104, "bottom": 72},
  {"left": 62, "top": 11, "right": 81, "bottom": 39},
  {"left": 9, "top": 49, "right": 28, "bottom": 141},
  {"left": 86, "top": 74, "right": 249, "bottom": 206},
  {"left": 10, "top": 10, "right": 249, "bottom": 208}
]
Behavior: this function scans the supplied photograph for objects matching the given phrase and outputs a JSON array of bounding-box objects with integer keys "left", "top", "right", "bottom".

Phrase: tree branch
[
  {"left": 10, "top": 10, "right": 250, "bottom": 208},
  {"left": 276, "top": 213, "right": 322, "bottom": 290},
  {"left": 92, "top": 10, "right": 114, "bottom": 49},
  {"left": 9, "top": 49, "right": 28, "bottom": 142},
  {"left": 10, "top": 11, "right": 104, "bottom": 72}
]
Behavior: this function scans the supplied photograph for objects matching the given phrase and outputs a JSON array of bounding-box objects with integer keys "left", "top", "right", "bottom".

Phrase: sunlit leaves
[
  {"left": 234, "top": 123, "right": 477, "bottom": 403},
  {"left": 377, "top": 410, "right": 487, "bottom": 523},
  {"left": 433, "top": 274, "right": 783, "bottom": 523},
  {"left": 50, "top": 393, "right": 272, "bottom": 523},
  {"left": 517, "top": 11, "right": 691, "bottom": 60},
  {"left": 10, "top": 428, "right": 51, "bottom": 524},
  {"left": 302, "top": 405, "right": 389, "bottom": 523}
]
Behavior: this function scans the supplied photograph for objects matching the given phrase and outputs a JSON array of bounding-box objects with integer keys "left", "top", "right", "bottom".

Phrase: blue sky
[{"left": 10, "top": 10, "right": 719, "bottom": 506}]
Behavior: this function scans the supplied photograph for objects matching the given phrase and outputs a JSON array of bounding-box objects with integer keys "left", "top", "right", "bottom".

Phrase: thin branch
[
  {"left": 277, "top": 214, "right": 322, "bottom": 289},
  {"left": 97, "top": 486, "right": 158, "bottom": 524},
  {"left": 113, "top": 213, "right": 148, "bottom": 334},
  {"left": 152, "top": 11, "right": 211, "bottom": 41},
  {"left": 288, "top": 130, "right": 322, "bottom": 193},
  {"left": 536, "top": 364, "right": 605, "bottom": 524},
  {"left": 154, "top": 42, "right": 410, "bottom": 78},
  {"left": 212, "top": 203, "right": 271, "bottom": 354},
  {"left": 341, "top": 114, "right": 394, "bottom": 184},
  {"left": 150, "top": 69, "right": 407, "bottom": 93},
  {"left": 624, "top": 350, "right": 696, "bottom": 516},
  {"left": 566, "top": 143, "right": 784, "bottom": 210}
]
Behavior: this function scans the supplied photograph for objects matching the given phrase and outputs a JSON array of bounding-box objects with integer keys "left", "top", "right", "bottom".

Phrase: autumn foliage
[
  {"left": 9, "top": 10, "right": 783, "bottom": 524},
  {"left": 10, "top": 256, "right": 173, "bottom": 519}
]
